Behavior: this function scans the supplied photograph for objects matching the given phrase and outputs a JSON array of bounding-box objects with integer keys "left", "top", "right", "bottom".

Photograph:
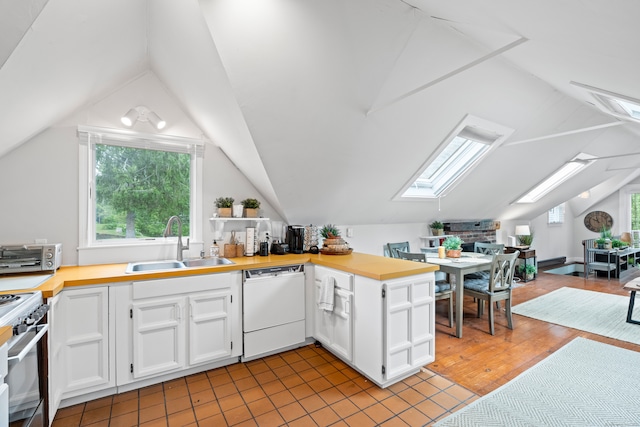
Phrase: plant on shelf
[
  {"left": 519, "top": 264, "right": 537, "bottom": 280},
  {"left": 611, "top": 239, "right": 626, "bottom": 249},
  {"left": 600, "top": 226, "right": 613, "bottom": 249},
  {"left": 241, "top": 198, "right": 261, "bottom": 218},
  {"left": 429, "top": 220, "right": 444, "bottom": 236},
  {"left": 214, "top": 197, "right": 234, "bottom": 217},
  {"left": 595, "top": 237, "right": 606, "bottom": 249},
  {"left": 442, "top": 236, "right": 463, "bottom": 258}
]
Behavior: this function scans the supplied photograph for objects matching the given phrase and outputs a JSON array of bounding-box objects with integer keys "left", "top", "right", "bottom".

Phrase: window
[
  {"left": 571, "top": 81, "right": 640, "bottom": 124},
  {"left": 515, "top": 153, "right": 595, "bottom": 203},
  {"left": 397, "top": 115, "right": 514, "bottom": 199},
  {"left": 548, "top": 204, "right": 565, "bottom": 224},
  {"left": 78, "top": 126, "right": 203, "bottom": 250}
]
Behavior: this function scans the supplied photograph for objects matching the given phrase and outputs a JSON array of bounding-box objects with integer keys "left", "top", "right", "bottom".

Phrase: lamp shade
[{"left": 515, "top": 225, "right": 531, "bottom": 236}]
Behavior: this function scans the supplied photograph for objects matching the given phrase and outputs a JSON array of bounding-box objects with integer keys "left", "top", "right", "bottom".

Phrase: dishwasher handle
[{"left": 245, "top": 264, "right": 304, "bottom": 279}]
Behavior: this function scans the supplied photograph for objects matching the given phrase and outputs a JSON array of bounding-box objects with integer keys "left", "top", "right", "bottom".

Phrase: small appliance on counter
[
  {"left": 0, "top": 243, "right": 62, "bottom": 275},
  {"left": 286, "top": 225, "right": 305, "bottom": 254},
  {"left": 270, "top": 241, "right": 289, "bottom": 255}
]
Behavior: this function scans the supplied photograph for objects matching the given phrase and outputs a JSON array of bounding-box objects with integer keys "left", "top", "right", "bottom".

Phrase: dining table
[{"left": 421, "top": 251, "right": 493, "bottom": 338}]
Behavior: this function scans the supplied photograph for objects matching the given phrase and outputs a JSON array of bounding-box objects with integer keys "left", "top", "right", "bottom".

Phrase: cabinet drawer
[
  {"left": 133, "top": 273, "right": 231, "bottom": 299},
  {"left": 315, "top": 266, "right": 353, "bottom": 291}
]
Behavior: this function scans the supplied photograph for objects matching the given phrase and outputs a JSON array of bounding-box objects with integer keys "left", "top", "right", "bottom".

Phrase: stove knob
[
  {"left": 26, "top": 316, "right": 36, "bottom": 325},
  {"left": 46, "top": 252, "right": 53, "bottom": 259},
  {"left": 14, "top": 323, "right": 27, "bottom": 335},
  {"left": 46, "top": 261, "right": 53, "bottom": 268}
]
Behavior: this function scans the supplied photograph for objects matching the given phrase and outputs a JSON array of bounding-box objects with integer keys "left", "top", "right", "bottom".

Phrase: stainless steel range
[{"left": 1, "top": 291, "right": 49, "bottom": 427}]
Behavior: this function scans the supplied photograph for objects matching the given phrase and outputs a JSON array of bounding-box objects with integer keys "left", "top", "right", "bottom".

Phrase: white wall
[{"left": 0, "top": 72, "right": 283, "bottom": 266}]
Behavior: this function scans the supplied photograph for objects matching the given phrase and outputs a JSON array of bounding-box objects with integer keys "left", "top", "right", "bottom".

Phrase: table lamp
[{"left": 515, "top": 225, "right": 531, "bottom": 247}]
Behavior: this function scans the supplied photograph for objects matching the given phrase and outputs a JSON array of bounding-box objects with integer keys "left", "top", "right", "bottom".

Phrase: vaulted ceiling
[{"left": 2, "top": 0, "right": 640, "bottom": 226}]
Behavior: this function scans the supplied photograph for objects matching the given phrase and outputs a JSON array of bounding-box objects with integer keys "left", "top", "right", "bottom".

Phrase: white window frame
[
  {"left": 395, "top": 115, "right": 514, "bottom": 200},
  {"left": 78, "top": 126, "right": 204, "bottom": 265},
  {"left": 548, "top": 204, "right": 565, "bottom": 224}
]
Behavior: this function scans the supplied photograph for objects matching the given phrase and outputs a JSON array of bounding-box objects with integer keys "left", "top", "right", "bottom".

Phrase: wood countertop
[
  {"left": 0, "top": 252, "right": 438, "bottom": 298},
  {"left": 0, "top": 326, "right": 11, "bottom": 347}
]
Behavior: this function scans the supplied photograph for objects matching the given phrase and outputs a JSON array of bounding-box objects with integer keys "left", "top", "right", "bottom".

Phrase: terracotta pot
[
  {"left": 446, "top": 249, "right": 461, "bottom": 258},
  {"left": 217, "top": 207, "right": 232, "bottom": 218}
]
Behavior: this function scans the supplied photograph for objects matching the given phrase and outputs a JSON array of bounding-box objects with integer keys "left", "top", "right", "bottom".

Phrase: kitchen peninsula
[{"left": 2, "top": 252, "right": 439, "bottom": 423}]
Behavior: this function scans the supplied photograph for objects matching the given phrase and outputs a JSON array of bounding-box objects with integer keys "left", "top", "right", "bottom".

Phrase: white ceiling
[{"left": 1, "top": 0, "right": 640, "bottom": 226}]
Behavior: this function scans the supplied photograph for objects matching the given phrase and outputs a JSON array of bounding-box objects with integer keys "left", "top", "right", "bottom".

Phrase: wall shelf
[
  {"left": 209, "top": 217, "right": 270, "bottom": 222},
  {"left": 209, "top": 218, "right": 270, "bottom": 240}
]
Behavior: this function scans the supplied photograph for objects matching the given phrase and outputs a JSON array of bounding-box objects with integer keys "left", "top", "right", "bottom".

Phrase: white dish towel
[{"left": 318, "top": 276, "right": 335, "bottom": 312}]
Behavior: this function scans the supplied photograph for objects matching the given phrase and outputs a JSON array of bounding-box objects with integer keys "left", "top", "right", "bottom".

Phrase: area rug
[
  {"left": 511, "top": 287, "right": 640, "bottom": 345},
  {"left": 434, "top": 337, "right": 640, "bottom": 426}
]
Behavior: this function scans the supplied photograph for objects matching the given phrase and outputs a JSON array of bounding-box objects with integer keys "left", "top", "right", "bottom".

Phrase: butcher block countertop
[
  {"left": 1, "top": 252, "right": 438, "bottom": 298},
  {"left": 0, "top": 326, "right": 11, "bottom": 347}
]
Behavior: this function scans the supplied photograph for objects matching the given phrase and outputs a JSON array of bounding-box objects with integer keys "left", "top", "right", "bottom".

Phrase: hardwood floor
[{"left": 430, "top": 267, "right": 640, "bottom": 396}]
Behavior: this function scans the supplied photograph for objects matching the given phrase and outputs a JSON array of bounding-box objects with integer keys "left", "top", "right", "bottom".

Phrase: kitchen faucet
[{"left": 163, "top": 216, "right": 190, "bottom": 261}]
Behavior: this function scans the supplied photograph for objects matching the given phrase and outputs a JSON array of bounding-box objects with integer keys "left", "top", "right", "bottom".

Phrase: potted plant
[
  {"left": 601, "top": 226, "right": 612, "bottom": 249},
  {"left": 321, "top": 224, "right": 343, "bottom": 246},
  {"left": 429, "top": 220, "right": 444, "bottom": 236},
  {"left": 442, "top": 236, "right": 463, "bottom": 258},
  {"left": 595, "top": 237, "right": 606, "bottom": 249},
  {"left": 611, "top": 239, "right": 626, "bottom": 249},
  {"left": 517, "top": 229, "right": 534, "bottom": 246},
  {"left": 519, "top": 264, "right": 537, "bottom": 281},
  {"left": 214, "top": 197, "right": 234, "bottom": 217},
  {"left": 241, "top": 198, "right": 261, "bottom": 218}
]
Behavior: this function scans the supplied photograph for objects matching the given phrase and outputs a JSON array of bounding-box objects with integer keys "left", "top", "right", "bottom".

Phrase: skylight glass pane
[
  {"left": 397, "top": 115, "right": 513, "bottom": 200},
  {"left": 516, "top": 158, "right": 591, "bottom": 203},
  {"left": 403, "top": 137, "right": 490, "bottom": 198},
  {"left": 617, "top": 99, "right": 640, "bottom": 119}
]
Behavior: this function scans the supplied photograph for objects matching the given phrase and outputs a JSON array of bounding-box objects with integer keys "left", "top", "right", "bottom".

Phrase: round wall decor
[{"left": 583, "top": 210, "right": 613, "bottom": 232}]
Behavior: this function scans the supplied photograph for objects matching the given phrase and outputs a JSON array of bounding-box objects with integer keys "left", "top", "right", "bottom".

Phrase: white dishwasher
[{"left": 242, "top": 265, "right": 305, "bottom": 361}]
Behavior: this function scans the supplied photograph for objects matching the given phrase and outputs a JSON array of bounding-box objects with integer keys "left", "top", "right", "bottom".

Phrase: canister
[{"left": 438, "top": 246, "right": 445, "bottom": 258}]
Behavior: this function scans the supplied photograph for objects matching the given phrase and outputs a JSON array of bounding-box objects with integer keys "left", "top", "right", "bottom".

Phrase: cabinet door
[
  {"left": 383, "top": 277, "right": 434, "bottom": 380},
  {"left": 132, "top": 296, "right": 185, "bottom": 378},
  {"left": 47, "top": 294, "right": 64, "bottom": 422},
  {"left": 314, "top": 282, "right": 333, "bottom": 347},
  {"left": 0, "top": 383, "right": 7, "bottom": 427},
  {"left": 330, "top": 288, "right": 353, "bottom": 362},
  {"left": 60, "top": 287, "right": 112, "bottom": 395},
  {"left": 188, "top": 289, "right": 232, "bottom": 365}
]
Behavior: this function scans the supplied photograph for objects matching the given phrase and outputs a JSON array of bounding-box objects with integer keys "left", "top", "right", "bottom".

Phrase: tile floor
[{"left": 52, "top": 344, "right": 477, "bottom": 427}]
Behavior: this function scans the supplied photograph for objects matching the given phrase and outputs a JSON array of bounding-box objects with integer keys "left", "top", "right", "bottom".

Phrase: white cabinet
[
  {"left": 314, "top": 266, "right": 354, "bottom": 362},
  {"left": 48, "top": 286, "right": 115, "bottom": 405},
  {"left": 0, "top": 343, "right": 7, "bottom": 427},
  {"left": 131, "top": 295, "right": 185, "bottom": 378},
  {"left": 354, "top": 273, "right": 435, "bottom": 387},
  {"left": 117, "top": 272, "right": 241, "bottom": 385}
]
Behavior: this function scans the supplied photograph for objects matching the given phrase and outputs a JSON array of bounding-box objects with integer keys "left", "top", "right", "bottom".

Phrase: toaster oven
[{"left": 0, "top": 243, "right": 62, "bottom": 275}]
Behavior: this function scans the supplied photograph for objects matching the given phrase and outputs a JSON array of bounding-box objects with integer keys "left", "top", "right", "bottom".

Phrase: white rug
[
  {"left": 511, "top": 287, "right": 640, "bottom": 345},
  {"left": 435, "top": 337, "right": 640, "bottom": 426}
]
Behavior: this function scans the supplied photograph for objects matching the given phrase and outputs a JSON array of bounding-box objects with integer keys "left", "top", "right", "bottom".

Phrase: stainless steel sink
[
  {"left": 125, "top": 258, "right": 234, "bottom": 273},
  {"left": 183, "top": 258, "right": 235, "bottom": 267},
  {"left": 125, "top": 260, "right": 186, "bottom": 273}
]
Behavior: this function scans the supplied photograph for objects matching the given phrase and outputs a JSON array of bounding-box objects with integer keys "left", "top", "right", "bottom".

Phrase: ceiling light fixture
[{"left": 120, "top": 106, "right": 166, "bottom": 130}]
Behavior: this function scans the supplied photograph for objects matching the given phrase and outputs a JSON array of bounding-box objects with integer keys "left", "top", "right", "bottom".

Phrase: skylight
[
  {"left": 515, "top": 153, "right": 596, "bottom": 203},
  {"left": 398, "top": 115, "right": 514, "bottom": 199},
  {"left": 570, "top": 81, "right": 640, "bottom": 124}
]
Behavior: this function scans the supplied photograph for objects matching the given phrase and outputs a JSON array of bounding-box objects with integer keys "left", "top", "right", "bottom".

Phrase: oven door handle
[{"left": 7, "top": 323, "right": 48, "bottom": 365}]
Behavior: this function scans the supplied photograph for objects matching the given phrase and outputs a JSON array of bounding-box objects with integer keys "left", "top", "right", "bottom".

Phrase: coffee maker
[{"left": 286, "top": 225, "right": 305, "bottom": 254}]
